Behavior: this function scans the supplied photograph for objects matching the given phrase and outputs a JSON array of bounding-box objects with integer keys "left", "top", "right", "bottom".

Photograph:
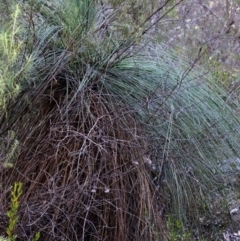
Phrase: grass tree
[{"left": 0, "top": 0, "right": 240, "bottom": 240}]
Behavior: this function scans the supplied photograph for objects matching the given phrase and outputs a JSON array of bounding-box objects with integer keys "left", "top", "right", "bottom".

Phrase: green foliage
[
  {"left": 2, "top": 131, "right": 20, "bottom": 168},
  {"left": 6, "top": 182, "right": 22, "bottom": 241},
  {"left": 0, "top": 2, "right": 33, "bottom": 112},
  {"left": 3, "top": 182, "right": 40, "bottom": 241},
  {"left": 103, "top": 44, "right": 240, "bottom": 228},
  {"left": 207, "top": 58, "right": 237, "bottom": 89},
  {"left": 0, "top": 237, "right": 10, "bottom": 241},
  {"left": 31, "top": 232, "right": 40, "bottom": 241},
  {"left": 167, "top": 215, "right": 192, "bottom": 241},
  {"left": 0, "top": 4, "right": 22, "bottom": 110},
  {"left": 36, "top": 0, "right": 97, "bottom": 49}
]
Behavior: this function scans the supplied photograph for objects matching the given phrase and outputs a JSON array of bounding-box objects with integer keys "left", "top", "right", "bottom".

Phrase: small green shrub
[
  {"left": 0, "top": 182, "right": 40, "bottom": 241},
  {"left": 167, "top": 215, "right": 192, "bottom": 241},
  {"left": 6, "top": 182, "right": 22, "bottom": 241}
]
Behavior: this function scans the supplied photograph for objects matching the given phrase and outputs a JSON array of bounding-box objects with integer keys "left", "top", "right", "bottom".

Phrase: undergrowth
[
  {"left": 0, "top": 1, "right": 240, "bottom": 240},
  {"left": 0, "top": 182, "right": 40, "bottom": 241}
]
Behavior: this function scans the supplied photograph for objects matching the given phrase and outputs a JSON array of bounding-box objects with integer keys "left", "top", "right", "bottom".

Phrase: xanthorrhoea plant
[
  {"left": 105, "top": 44, "right": 240, "bottom": 227},
  {"left": 0, "top": 0, "right": 240, "bottom": 240},
  {"left": 0, "top": 1, "right": 165, "bottom": 240}
]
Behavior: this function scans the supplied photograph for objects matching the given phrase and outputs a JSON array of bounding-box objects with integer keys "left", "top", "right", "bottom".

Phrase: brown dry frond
[{"left": 0, "top": 78, "right": 166, "bottom": 240}]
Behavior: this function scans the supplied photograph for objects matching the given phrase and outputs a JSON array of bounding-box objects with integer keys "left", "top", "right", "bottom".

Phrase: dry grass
[{"left": 0, "top": 81, "right": 166, "bottom": 240}]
